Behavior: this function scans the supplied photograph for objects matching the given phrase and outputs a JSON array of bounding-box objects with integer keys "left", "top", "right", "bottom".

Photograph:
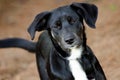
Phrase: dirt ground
[{"left": 0, "top": 0, "right": 120, "bottom": 80}]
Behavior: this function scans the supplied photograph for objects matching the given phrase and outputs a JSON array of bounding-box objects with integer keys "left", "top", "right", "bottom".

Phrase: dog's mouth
[
  {"left": 62, "top": 41, "right": 82, "bottom": 53},
  {"left": 68, "top": 42, "right": 81, "bottom": 48},
  {"left": 52, "top": 38, "right": 83, "bottom": 58}
]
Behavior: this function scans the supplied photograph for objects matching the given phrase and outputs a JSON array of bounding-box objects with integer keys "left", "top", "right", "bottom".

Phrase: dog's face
[
  {"left": 48, "top": 6, "right": 84, "bottom": 51},
  {"left": 28, "top": 3, "right": 98, "bottom": 52}
]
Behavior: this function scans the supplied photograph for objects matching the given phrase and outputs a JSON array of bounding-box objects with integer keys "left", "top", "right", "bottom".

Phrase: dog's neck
[
  {"left": 67, "top": 46, "right": 83, "bottom": 60},
  {"left": 67, "top": 46, "right": 88, "bottom": 80}
]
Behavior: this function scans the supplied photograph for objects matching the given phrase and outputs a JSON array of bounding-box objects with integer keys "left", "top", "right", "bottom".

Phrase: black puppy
[{"left": 0, "top": 3, "right": 106, "bottom": 80}]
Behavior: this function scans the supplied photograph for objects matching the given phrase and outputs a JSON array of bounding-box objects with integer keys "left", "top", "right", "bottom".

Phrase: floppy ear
[
  {"left": 70, "top": 3, "right": 98, "bottom": 28},
  {"left": 28, "top": 11, "right": 51, "bottom": 40}
]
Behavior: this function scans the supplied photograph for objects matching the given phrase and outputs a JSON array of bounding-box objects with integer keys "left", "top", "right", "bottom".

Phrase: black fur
[
  {"left": 0, "top": 38, "right": 36, "bottom": 52},
  {"left": 0, "top": 2, "right": 106, "bottom": 80}
]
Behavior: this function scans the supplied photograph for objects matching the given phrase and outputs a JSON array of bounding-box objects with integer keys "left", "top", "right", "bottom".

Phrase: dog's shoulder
[
  {"left": 36, "top": 30, "right": 53, "bottom": 57},
  {"left": 38, "top": 30, "right": 54, "bottom": 46}
]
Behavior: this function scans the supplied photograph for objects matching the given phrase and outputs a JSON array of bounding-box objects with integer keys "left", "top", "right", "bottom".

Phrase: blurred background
[{"left": 0, "top": 0, "right": 120, "bottom": 80}]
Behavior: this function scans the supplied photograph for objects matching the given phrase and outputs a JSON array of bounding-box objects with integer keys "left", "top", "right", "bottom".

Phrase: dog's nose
[{"left": 65, "top": 38, "right": 74, "bottom": 44}]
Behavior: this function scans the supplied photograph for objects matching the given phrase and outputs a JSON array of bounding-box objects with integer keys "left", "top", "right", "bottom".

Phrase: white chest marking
[{"left": 67, "top": 46, "right": 88, "bottom": 80}]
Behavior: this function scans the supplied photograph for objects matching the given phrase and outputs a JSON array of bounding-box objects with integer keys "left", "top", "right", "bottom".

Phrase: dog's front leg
[{"left": 36, "top": 53, "right": 49, "bottom": 80}]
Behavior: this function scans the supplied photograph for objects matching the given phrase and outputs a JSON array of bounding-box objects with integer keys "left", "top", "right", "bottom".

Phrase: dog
[{"left": 0, "top": 2, "right": 106, "bottom": 80}]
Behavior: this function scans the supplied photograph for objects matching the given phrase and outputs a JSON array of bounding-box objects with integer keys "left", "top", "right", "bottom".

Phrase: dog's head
[{"left": 28, "top": 3, "right": 98, "bottom": 52}]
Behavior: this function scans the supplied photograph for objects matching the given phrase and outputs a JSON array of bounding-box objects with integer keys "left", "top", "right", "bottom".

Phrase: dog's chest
[{"left": 67, "top": 47, "right": 88, "bottom": 80}]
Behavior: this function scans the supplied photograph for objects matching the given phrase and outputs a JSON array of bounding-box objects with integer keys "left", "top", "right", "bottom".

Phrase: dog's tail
[{"left": 0, "top": 38, "right": 36, "bottom": 53}]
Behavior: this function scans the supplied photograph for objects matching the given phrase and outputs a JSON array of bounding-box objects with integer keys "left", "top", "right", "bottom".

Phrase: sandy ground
[{"left": 0, "top": 0, "right": 120, "bottom": 80}]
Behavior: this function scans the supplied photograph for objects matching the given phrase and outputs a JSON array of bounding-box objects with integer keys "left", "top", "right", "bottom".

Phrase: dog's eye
[
  {"left": 54, "top": 21, "right": 61, "bottom": 29},
  {"left": 67, "top": 16, "right": 76, "bottom": 24}
]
